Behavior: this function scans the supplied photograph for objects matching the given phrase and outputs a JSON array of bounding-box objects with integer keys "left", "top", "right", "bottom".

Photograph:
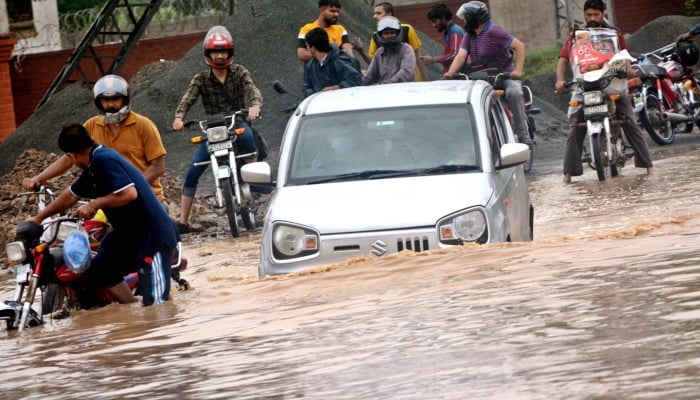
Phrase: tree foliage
[{"left": 57, "top": 0, "right": 104, "bottom": 14}]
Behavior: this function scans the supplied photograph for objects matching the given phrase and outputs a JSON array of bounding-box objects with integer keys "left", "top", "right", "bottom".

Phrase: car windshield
[{"left": 286, "top": 105, "right": 480, "bottom": 185}]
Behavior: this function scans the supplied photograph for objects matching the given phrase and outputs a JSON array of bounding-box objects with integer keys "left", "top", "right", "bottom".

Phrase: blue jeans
[{"left": 182, "top": 124, "right": 256, "bottom": 197}]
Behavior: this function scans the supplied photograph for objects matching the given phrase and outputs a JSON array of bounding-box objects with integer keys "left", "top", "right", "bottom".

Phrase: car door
[{"left": 485, "top": 93, "right": 530, "bottom": 241}]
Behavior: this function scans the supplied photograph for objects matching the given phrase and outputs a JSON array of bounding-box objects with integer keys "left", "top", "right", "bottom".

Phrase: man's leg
[
  {"left": 504, "top": 79, "right": 533, "bottom": 145},
  {"left": 617, "top": 96, "right": 654, "bottom": 174},
  {"left": 139, "top": 248, "right": 172, "bottom": 306},
  {"left": 107, "top": 281, "right": 138, "bottom": 304},
  {"left": 563, "top": 110, "right": 587, "bottom": 183},
  {"left": 178, "top": 142, "right": 210, "bottom": 232}
]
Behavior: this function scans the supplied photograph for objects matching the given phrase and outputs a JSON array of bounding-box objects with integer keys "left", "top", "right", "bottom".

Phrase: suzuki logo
[{"left": 370, "top": 240, "right": 388, "bottom": 257}]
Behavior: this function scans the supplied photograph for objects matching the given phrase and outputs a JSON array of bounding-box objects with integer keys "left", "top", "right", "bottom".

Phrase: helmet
[
  {"left": 457, "top": 1, "right": 490, "bottom": 33},
  {"left": 203, "top": 26, "right": 234, "bottom": 69},
  {"left": 376, "top": 16, "right": 403, "bottom": 50},
  {"left": 675, "top": 40, "right": 699, "bottom": 66},
  {"left": 63, "top": 230, "right": 91, "bottom": 274},
  {"left": 93, "top": 74, "right": 130, "bottom": 124},
  {"left": 83, "top": 218, "right": 109, "bottom": 251}
]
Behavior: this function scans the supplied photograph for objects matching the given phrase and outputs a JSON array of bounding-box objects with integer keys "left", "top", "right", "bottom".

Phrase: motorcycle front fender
[
  {"left": 215, "top": 165, "right": 231, "bottom": 179},
  {"left": 586, "top": 120, "right": 605, "bottom": 136}
]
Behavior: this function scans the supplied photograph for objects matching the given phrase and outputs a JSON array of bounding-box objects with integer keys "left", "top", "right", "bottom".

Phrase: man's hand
[
  {"left": 554, "top": 80, "right": 567, "bottom": 93},
  {"left": 510, "top": 68, "right": 523, "bottom": 80},
  {"left": 443, "top": 72, "right": 454, "bottom": 80},
  {"left": 22, "top": 177, "right": 40, "bottom": 191},
  {"left": 172, "top": 117, "right": 184, "bottom": 131},
  {"left": 352, "top": 37, "right": 365, "bottom": 53},
  {"left": 72, "top": 202, "right": 97, "bottom": 220},
  {"left": 419, "top": 55, "right": 434, "bottom": 65},
  {"left": 248, "top": 105, "right": 261, "bottom": 120}
]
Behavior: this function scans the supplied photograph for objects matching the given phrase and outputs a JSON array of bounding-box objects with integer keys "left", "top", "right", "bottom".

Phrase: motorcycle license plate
[
  {"left": 584, "top": 105, "right": 607, "bottom": 115},
  {"left": 208, "top": 141, "right": 232, "bottom": 152},
  {"left": 13, "top": 264, "right": 30, "bottom": 283}
]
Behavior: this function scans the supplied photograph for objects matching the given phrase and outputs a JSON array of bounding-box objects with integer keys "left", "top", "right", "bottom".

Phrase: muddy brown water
[{"left": 2, "top": 145, "right": 700, "bottom": 399}]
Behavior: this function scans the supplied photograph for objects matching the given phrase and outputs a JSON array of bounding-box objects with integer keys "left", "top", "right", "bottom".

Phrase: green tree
[{"left": 686, "top": 0, "right": 700, "bottom": 16}]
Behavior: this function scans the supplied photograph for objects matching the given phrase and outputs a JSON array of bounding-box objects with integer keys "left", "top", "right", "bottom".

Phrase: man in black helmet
[
  {"left": 362, "top": 16, "right": 415, "bottom": 85},
  {"left": 554, "top": 0, "right": 653, "bottom": 183},
  {"left": 443, "top": 1, "right": 533, "bottom": 148}
]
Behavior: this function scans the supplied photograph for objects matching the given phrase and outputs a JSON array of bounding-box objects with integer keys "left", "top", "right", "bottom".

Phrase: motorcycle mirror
[{"left": 272, "top": 80, "right": 289, "bottom": 95}]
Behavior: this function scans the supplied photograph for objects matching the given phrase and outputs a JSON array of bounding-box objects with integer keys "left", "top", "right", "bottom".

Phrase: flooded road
[{"left": 2, "top": 142, "right": 700, "bottom": 399}]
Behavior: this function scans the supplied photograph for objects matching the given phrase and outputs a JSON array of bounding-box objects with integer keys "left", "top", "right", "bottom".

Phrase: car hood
[{"left": 268, "top": 174, "right": 495, "bottom": 234}]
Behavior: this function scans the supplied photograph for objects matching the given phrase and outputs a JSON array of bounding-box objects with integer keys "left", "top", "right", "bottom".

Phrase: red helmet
[{"left": 203, "top": 26, "right": 234, "bottom": 69}]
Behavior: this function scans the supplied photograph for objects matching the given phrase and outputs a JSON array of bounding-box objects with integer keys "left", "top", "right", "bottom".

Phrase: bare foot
[
  {"left": 563, "top": 174, "right": 571, "bottom": 184},
  {"left": 646, "top": 167, "right": 654, "bottom": 175}
]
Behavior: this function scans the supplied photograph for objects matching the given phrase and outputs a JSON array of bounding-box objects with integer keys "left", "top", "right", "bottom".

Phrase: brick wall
[
  {"left": 393, "top": 1, "right": 468, "bottom": 44},
  {"left": 0, "top": 38, "right": 18, "bottom": 142},
  {"left": 9, "top": 32, "right": 206, "bottom": 128}
]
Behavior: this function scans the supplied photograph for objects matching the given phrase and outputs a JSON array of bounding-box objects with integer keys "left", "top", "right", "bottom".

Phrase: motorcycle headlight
[
  {"left": 6, "top": 241, "right": 27, "bottom": 262},
  {"left": 272, "top": 224, "right": 319, "bottom": 259},
  {"left": 439, "top": 209, "right": 488, "bottom": 244},
  {"left": 582, "top": 91, "right": 603, "bottom": 106},
  {"left": 57, "top": 221, "right": 78, "bottom": 242},
  {"left": 206, "top": 126, "right": 230, "bottom": 143}
]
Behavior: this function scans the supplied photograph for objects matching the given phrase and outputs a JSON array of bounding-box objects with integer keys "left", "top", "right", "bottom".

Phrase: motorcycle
[
  {"left": 632, "top": 40, "right": 700, "bottom": 145},
  {"left": 451, "top": 69, "right": 539, "bottom": 173},
  {"left": 183, "top": 110, "right": 260, "bottom": 237},
  {"left": 0, "top": 186, "right": 189, "bottom": 332},
  {"left": 564, "top": 28, "right": 637, "bottom": 181}
]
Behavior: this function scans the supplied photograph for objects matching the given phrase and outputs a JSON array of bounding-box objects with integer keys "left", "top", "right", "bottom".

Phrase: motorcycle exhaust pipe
[{"left": 661, "top": 112, "right": 691, "bottom": 122}]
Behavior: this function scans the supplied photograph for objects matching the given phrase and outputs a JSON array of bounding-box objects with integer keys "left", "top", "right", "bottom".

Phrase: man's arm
[
  {"left": 414, "top": 47, "right": 429, "bottom": 81},
  {"left": 555, "top": 57, "right": 569, "bottom": 92},
  {"left": 509, "top": 38, "right": 526, "bottom": 79},
  {"left": 22, "top": 154, "right": 73, "bottom": 190},
  {"left": 341, "top": 42, "right": 355, "bottom": 58},
  {"left": 30, "top": 187, "right": 79, "bottom": 224},
  {"left": 352, "top": 37, "right": 372, "bottom": 64},
  {"left": 142, "top": 155, "right": 165, "bottom": 184},
  {"left": 72, "top": 186, "right": 138, "bottom": 220},
  {"left": 443, "top": 48, "right": 468, "bottom": 79}
]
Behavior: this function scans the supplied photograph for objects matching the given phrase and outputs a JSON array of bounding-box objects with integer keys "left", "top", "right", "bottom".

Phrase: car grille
[{"left": 397, "top": 236, "right": 430, "bottom": 252}]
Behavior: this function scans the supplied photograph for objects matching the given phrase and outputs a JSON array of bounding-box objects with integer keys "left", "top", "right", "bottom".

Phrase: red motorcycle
[
  {"left": 632, "top": 40, "right": 700, "bottom": 145},
  {"left": 1, "top": 187, "right": 188, "bottom": 332}
]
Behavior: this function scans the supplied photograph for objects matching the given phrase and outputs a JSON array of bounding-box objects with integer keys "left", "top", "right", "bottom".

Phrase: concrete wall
[{"left": 12, "top": 0, "right": 61, "bottom": 55}]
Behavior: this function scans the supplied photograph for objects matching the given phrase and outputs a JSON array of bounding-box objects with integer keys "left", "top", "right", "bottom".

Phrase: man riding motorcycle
[
  {"left": 554, "top": 0, "right": 653, "bottom": 183},
  {"left": 443, "top": 1, "right": 533, "bottom": 147}
]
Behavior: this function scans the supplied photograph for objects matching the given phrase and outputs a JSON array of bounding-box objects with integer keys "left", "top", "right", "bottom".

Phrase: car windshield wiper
[
  {"left": 306, "top": 169, "right": 412, "bottom": 184},
  {"left": 305, "top": 165, "right": 480, "bottom": 185},
  {"left": 416, "top": 164, "right": 481, "bottom": 174}
]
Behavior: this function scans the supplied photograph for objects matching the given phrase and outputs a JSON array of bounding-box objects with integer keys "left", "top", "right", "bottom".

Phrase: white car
[{"left": 242, "top": 80, "right": 533, "bottom": 277}]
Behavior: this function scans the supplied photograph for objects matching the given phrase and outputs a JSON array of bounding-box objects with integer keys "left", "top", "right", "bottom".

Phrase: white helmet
[
  {"left": 376, "top": 16, "right": 403, "bottom": 50},
  {"left": 93, "top": 74, "right": 130, "bottom": 124}
]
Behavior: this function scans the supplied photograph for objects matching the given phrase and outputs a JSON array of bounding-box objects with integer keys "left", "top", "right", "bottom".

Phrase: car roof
[{"left": 299, "top": 80, "right": 491, "bottom": 115}]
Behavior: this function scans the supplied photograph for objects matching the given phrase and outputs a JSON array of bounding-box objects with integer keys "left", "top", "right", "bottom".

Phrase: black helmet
[
  {"left": 675, "top": 40, "right": 699, "bottom": 66},
  {"left": 456, "top": 1, "right": 490, "bottom": 33},
  {"left": 376, "top": 16, "right": 403, "bottom": 51}
]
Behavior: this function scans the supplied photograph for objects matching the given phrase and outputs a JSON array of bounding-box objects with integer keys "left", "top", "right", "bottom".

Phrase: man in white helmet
[
  {"left": 23, "top": 74, "right": 168, "bottom": 204},
  {"left": 362, "top": 16, "right": 416, "bottom": 85}
]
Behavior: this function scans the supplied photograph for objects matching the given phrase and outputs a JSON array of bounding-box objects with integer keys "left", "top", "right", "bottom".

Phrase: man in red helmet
[{"left": 172, "top": 25, "right": 262, "bottom": 234}]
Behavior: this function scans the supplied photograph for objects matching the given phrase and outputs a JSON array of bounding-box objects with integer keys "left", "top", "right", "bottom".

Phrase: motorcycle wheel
[
  {"left": 0, "top": 309, "right": 16, "bottom": 331},
  {"left": 641, "top": 94, "right": 675, "bottom": 145},
  {"left": 591, "top": 134, "right": 607, "bottom": 181},
  {"left": 241, "top": 207, "right": 257, "bottom": 231},
  {"left": 42, "top": 283, "right": 66, "bottom": 315},
  {"left": 221, "top": 177, "right": 240, "bottom": 238},
  {"left": 523, "top": 116, "right": 536, "bottom": 173}
]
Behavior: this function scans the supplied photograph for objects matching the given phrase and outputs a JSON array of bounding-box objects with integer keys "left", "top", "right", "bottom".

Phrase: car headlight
[
  {"left": 272, "top": 224, "right": 319, "bottom": 259},
  {"left": 6, "top": 241, "right": 27, "bottom": 262},
  {"left": 206, "top": 126, "right": 230, "bottom": 143},
  {"left": 439, "top": 209, "right": 488, "bottom": 244},
  {"left": 582, "top": 91, "right": 603, "bottom": 106}
]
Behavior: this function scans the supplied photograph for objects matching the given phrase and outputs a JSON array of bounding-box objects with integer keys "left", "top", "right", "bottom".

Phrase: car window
[
  {"left": 486, "top": 97, "right": 508, "bottom": 168},
  {"left": 286, "top": 105, "right": 479, "bottom": 185}
]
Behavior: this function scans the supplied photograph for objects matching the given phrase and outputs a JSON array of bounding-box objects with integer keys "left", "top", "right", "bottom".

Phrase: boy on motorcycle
[
  {"left": 555, "top": 0, "right": 653, "bottom": 183},
  {"left": 442, "top": 1, "right": 533, "bottom": 147},
  {"left": 172, "top": 26, "right": 261, "bottom": 234},
  {"left": 361, "top": 16, "right": 416, "bottom": 85},
  {"left": 29, "top": 124, "right": 178, "bottom": 306}
]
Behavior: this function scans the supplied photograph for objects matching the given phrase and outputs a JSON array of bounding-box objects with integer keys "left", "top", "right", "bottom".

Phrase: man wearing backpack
[
  {"left": 302, "top": 27, "right": 362, "bottom": 98},
  {"left": 361, "top": 16, "right": 415, "bottom": 85}
]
